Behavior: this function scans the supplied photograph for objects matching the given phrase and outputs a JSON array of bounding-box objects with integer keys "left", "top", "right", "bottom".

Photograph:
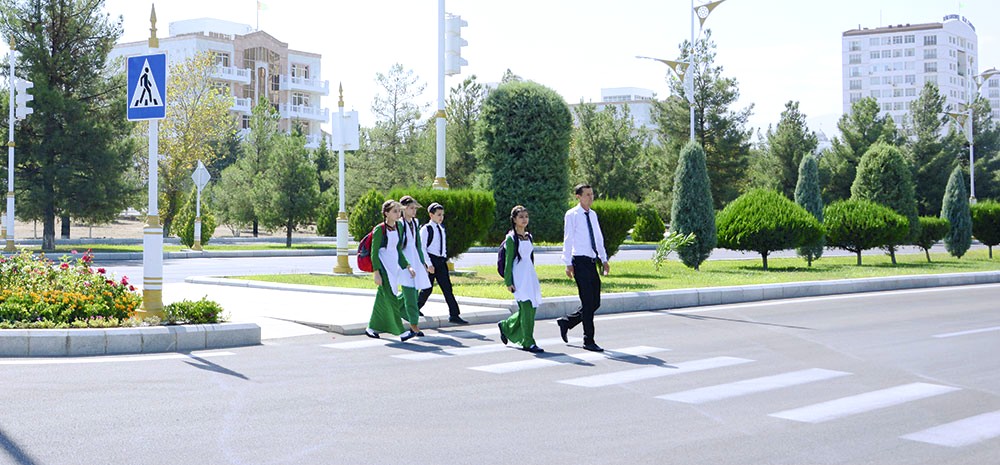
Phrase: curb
[
  {"left": 186, "top": 271, "right": 1000, "bottom": 336},
  {"left": 0, "top": 323, "right": 261, "bottom": 358}
]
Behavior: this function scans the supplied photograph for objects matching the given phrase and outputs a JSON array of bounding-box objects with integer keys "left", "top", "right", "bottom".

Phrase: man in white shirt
[
  {"left": 417, "top": 202, "right": 467, "bottom": 324},
  {"left": 558, "top": 184, "right": 610, "bottom": 352}
]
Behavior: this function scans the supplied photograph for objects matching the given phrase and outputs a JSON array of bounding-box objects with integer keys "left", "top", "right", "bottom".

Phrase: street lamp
[{"left": 948, "top": 66, "right": 1000, "bottom": 204}]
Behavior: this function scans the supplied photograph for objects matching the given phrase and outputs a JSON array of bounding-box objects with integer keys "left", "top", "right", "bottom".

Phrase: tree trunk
[
  {"left": 761, "top": 252, "right": 768, "bottom": 271},
  {"left": 889, "top": 247, "right": 897, "bottom": 265},
  {"left": 856, "top": 251, "right": 862, "bottom": 266},
  {"left": 286, "top": 219, "right": 293, "bottom": 248},
  {"left": 43, "top": 209, "right": 56, "bottom": 251},
  {"left": 60, "top": 215, "right": 71, "bottom": 239},
  {"left": 162, "top": 218, "right": 172, "bottom": 239},
  {"left": 253, "top": 219, "right": 259, "bottom": 238},
  {"left": 925, "top": 248, "right": 931, "bottom": 263},
  {"left": 990, "top": 246, "right": 994, "bottom": 259}
]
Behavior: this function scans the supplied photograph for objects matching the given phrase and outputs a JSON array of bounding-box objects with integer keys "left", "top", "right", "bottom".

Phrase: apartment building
[
  {"left": 110, "top": 18, "right": 330, "bottom": 148},
  {"left": 842, "top": 14, "right": 978, "bottom": 126},
  {"left": 569, "top": 87, "right": 657, "bottom": 131}
]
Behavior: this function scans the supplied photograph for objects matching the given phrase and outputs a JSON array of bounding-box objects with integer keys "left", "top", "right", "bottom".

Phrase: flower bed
[{"left": 0, "top": 250, "right": 143, "bottom": 329}]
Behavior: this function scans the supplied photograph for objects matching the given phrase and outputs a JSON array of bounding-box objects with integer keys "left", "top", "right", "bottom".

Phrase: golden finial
[
  {"left": 338, "top": 83, "right": 344, "bottom": 108},
  {"left": 8, "top": 36, "right": 14, "bottom": 51},
  {"left": 148, "top": 5, "right": 159, "bottom": 48}
]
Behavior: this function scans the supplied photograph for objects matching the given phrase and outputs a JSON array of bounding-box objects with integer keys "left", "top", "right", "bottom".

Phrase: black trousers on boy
[
  {"left": 561, "top": 255, "right": 601, "bottom": 344},
  {"left": 417, "top": 254, "right": 461, "bottom": 319}
]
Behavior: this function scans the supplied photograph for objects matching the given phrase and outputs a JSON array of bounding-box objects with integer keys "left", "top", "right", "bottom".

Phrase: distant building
[
  {"left": 110, "top": 18, "right": 330, "bottom": 148},
  {"left": 842, "top": 14, "right": 979, "bottom": 127},
  {"left": 569, "top": 87, "right": 657, "bottom": 131},
  {"left": 985, "top": 76, "right": 1000, "bottom": 120}
]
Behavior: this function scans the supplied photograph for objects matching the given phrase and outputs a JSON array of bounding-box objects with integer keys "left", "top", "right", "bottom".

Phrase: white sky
[{"left": 34, "top": 1, "right": 1000, "bottom": 139}]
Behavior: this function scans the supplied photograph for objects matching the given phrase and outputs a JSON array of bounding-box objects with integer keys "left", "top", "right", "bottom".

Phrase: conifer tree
[
  {"left": 670, "top": 141, "right": 716, "bottom": 270},
  {"left": 941, "top": 166, "right": 972, "bottom": 258},
  {"left": 794, "top": 154, "right": 824, "bottom": 265},
  {"left": 850, "top": 142, "right": 919, "bottom": 264}
]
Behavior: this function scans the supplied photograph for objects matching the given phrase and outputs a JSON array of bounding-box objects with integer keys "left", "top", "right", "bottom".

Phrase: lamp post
[
  {"left": 966, "top": 66, "right": 1000, "bottom": 204},
  {"left": 332, "top": 84, "right": 359, "bottom": 274},
  {"left": 142, "top": 5, "right": 164, "bottom": 317}
]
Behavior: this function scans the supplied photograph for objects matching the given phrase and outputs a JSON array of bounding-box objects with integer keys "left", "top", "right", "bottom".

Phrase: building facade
[
  {"left": 842, "top": 14, "right": 978, "bottom": 126},
  {"left": 110, "top": 18, "right": 330, "bottom": 148},
  {"left": 569, "top": 87, "right": 657, "bottom": 131}
]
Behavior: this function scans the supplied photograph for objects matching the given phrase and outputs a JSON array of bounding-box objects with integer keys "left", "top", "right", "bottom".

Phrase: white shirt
[
  {"left": 420, "top": 221, "right": 447, "bottom": 258},
  {"left": 562, "top": 204, "right": 608, "bottom": 265}
]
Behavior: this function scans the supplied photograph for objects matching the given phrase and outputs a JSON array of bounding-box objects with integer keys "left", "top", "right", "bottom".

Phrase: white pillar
[
  {"left": 142, "top": 6, "right": 164, "bottom": 317},
  {"left": 5, "top": 43, "right": 16, "bottom": 252},
  {"left": 432, "top": 0, "right": 449, "bottom": 190},
  {"left": 334, "top": 84, "right": 352, "bottom": 274}
]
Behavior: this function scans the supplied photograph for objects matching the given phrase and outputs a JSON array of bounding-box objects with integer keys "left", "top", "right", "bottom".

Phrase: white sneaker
[
  {"left": 400, "top": 330, "right": 415, "bottom": 342},
  {"left": 365, "top": 328, "right": 379, "bottom": 339}
]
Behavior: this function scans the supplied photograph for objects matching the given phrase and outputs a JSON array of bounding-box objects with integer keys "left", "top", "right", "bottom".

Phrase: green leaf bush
[
  {"left": 388, "top": 188, "right": 496, "bottom": 259},
  {"left": 914, "top": 216, "right": 950, "bottom": 262},
  {"left": 164, "top": 297, "right": 227, "bottom": 324},
  {"left": 716, "top": 189, "right": 823, "bottom": 270},
  {"left": 970, "top": 200, "right": 1000, "bottom": 259},
  {"left": 175, "top": 188, "right": 218, "bottom": 248},
  {"left": 315, "top": 191, "right": 338, "bottom": 237},
  {"left": 347, "top": 189, "right": 387, "bottom": 241},
  {"left": 824, "top": 199, "right": 909, "bottom": 265},
  {"left": 592, "top": 199, "right": 637, "bottom": 258},
  {"left": 632, "top": 204, "right": 666, "bottom": 242}
]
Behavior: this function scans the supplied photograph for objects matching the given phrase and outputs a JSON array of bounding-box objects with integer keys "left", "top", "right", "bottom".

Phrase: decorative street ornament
[
  {"left": 695, "top": 0, "right": 727, "bottom": 29},
  {"left": 637, "top": 56, "right": 695, "bottom": 104}
]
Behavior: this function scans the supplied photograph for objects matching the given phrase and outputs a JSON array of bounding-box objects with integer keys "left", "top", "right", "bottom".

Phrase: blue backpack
[{"left": 496, "top": 233, "right": 533, "bottom": 277}]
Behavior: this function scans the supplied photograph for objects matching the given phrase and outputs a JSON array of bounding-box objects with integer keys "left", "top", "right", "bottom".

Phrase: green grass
[{"left": 238, "top": 249, "right": 1000, "bottom": 300}]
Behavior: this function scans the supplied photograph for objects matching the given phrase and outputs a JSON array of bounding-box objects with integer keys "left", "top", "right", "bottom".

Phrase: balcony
[
  {"left": 279, "top": 75, "right": 330, "bottom": 95},
  {"left": 304, "top": 134, "right": 324, "bottom": 149},
  {"left": 231, "top": 97, "right": 252, "bottom": 114},
  {"left": 279, "top": 104, "right": 329, "bottom": 122},
  {"left": 211, "top": 66, "right": 252, "bottom": 84}
]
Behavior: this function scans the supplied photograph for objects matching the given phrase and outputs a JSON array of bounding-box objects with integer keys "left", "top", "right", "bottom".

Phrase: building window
[
  {"left": 892, "top": 35, "right": 902, "bottom": 44},
  {"left": 871, "top": 90, "right": 880, "bottom": 98},
  {"left": 924, "top": 35, "right": 937, "bottom": 46},
  {"left": 905, "top": 74, "right": 916, "bottom": 84},
  {"left": 893, "top": 101, "right": 904, "bottom": 110},
  {"left": 881, "top": 50, "right": 891, "bottom": 59},
  {"left": 850, "top": 92, "right": 862, "bottom": 103},
  {"left": 894, "top": 88, "right": 904, "bottom": 97},
  {"left": 893, "top": 75, "right": 903, "bottom": 85},
  {"left": 988, "top": 89, "right": 999, "bottom": 99},
  {"left": 905, "top": 48, "right": 914, "bottom": 57},
  {"left": 212, "top": 51, "right": 231, "bottom": 67},
  {"left": 926, "top": 75, "right": 937, "bottom": 84},
  {"left": 241, "top": 115, "right": 250, "bottom": 129},
  {"left": 292, "top": 92, "right": 310, "bottom": 106},
  {"left": 924, "top": 62, "right": 937, "bottom": 73},
  {"left": 923, "top": 49, "right": 937, "bottom": 59},
  {"left": 849, "top": 40, "right": 861, "bottom": 51},
  {"left": 893, "top": 49, "right": 902, "bottom": 58},
  {"left": 291, "top": 64, "right": 310, "bottom": 79},
  {"left": 882, "top": 102, "right": 892, "bottom": 111},
  {"left": 870, "top": 77, "right": 880, "bottom": 85},
  {"left": 904, "top": 35, "right": 915, "bottom": 44},
  {"left": 271, "top": 74, "right": 280, "bottom": 91},
  {"left": 849, "top": 54, "right": 861, "bottom": 64},
  {"left": 849, "top": 79, "right": 862, "bottom": 90},
  {"left": 905, "top": 88, "right": 916, "bottom": 97},
  {"left": 850, "top": 67, "right": 861, "bottom": 77},
  {"left": 870, "top": 51, "right": 880, "bottom": 60},
  {"left": 882, "top": 76, "right": 892, "bottom": 85},
  {"left": 869, "top": 38, "right": 879, "bottom": 46}
]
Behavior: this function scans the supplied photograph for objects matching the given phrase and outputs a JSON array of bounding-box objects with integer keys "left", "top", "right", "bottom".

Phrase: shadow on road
[
  {"left": 666, "top": 311, "right": 813, "bottom": 330},
  {"left": 183, "top": 354, "right": 250, "bottom": 380},
  {"left": 0, "top": 425, "right": 42, "bottom": 465}
]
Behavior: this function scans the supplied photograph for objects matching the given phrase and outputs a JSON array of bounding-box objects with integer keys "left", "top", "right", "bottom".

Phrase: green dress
[
  {"left": 499, "top": 233, "right": 538, "bottom": 348},
  {"left": 368, "top": 222, "right": 408, "bottom": 335}
]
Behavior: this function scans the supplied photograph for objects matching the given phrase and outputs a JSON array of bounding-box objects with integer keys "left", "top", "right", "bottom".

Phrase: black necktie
[
  {"left": 584, "top": 210, "right": 598, "bottom": 257},
  {"left": 436, "top": 224, "right": 443, "bottom": 256}
]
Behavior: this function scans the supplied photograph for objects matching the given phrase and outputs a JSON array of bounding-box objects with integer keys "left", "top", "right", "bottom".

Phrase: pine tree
[
  {"left": 820, "top": 97, "right": 899, "bottom": 203},
  {"left": 670, "top": 141, "right": 716, "bottom": 270},
  {"left": 850, "top": 142, "right": 919, "bottom": 264},
  {"left": 259, "top": 134, "right": 321, "bottom": 248},
  {"left": 941, "top": 166, "right": 972, "bottom": 258},
  {"left": 794, "top": 154, "right": 824, "bottom": 265},
  {"left": 768, "top": 101, "right": 819, "bottom": 199},
  {"left": 903, "top": 83, "right": 954, "bottom": 216}
]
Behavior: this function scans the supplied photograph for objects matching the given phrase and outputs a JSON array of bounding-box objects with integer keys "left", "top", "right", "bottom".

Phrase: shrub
[
  {"left": 914, "top": 216, "right": 950, "bottom": 262},
  {"left": 971, "top": 200, "right": 1000, "bottom": 259},
  {"left": 175, "top": 187, "right": 218, "bottom": 248},
  {"left": 795, "top": 154, "right": 825, "bottom": 265},
  {"left": 591, "top": 199, "right": 637, "bottom": 259},
  {"left": 388, "top": 188, "right": 496, "bottom": 259},
  {"left": 315, "top": 191, "right": 338, "bottom": 237},
  {"left": 479, "top": 80, "right": 572, "bottom": 242},
  {"left": 716, "top": 189, "right": 824, "bottom": 270},
  {"left": 941, "top": 166, "right": 972, "bottom": 258},
  {"left": 348, "top": 189, "right": 387, "bottom": 241},
  {"left": 850, "top": 142, "right": 919, "bottom": 264},
  {"left": 163, "top": 297, "right": 227, "bottom": 324},
  {"left": 671, "top": 141, "right": 717, "bottom": 270},
  {"left": 632, "top": 204, "right": 665, "bottom": 242},
  {"left": 824, "top": 199, "right": 909, "bottom": 265}
]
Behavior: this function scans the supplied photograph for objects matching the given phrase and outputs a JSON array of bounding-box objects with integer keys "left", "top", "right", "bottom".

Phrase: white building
[
  {"left": 110, "top": 18, "right": 330, "bottom": 148},
  {"left": 985, "top": 76, "right": 1000, "bottom": 120},
  {"left": 568, "top": 87, "right": 657, "bottom": 131},
  {"left": 841, "top": 14, "right": 978, "bottom": 127}
]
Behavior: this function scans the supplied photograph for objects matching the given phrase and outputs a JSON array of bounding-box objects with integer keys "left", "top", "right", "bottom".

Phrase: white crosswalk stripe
[
  {"left": 900, "top": 410, "right": 1000, "bottom": 447},
  {"left": 657, "top": 368, "right": 852, "bottom": 404},
  {"left": 558, "top": 356, "right": 754, "bottom": 388},
  {"left": 393, "top": 336, "right": 579, "bottom": 361},
  {"left": 769, "top": 382, "right": 960, "bottom": 423},
  {"left": 469, "top": 346, "right": 670, "bottom": 374},
  {"left": 323, "top": 328, "right": 498, "bottom": 350}
]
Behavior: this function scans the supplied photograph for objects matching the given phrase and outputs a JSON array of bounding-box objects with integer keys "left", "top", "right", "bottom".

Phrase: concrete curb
[
  {"left": 0, "top": 323, "right": 261, "bottom": 357},
  {"left": 187, "top": 270, "right": 1000, "bottom": 336}
]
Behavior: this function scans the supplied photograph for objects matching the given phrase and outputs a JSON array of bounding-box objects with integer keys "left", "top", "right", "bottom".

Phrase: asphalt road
[{"left": 2, "top": 284, "right": 998, "bottom": 464}]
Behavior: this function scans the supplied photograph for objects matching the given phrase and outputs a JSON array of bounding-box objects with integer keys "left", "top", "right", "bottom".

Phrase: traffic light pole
[
  {"left": 5, "top": 40, "right": 16, "bottom": 252},
  {"left": 433, "top": 0, "right": 448, "bottom": 190}
]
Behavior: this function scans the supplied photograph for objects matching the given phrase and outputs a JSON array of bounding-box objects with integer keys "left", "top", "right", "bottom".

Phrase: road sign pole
[
  {"left": 5, "top": 40, "right": 16, "bottom": 252},
  {"left": 140, "top": 6, "right": 164, "bottom": 319},
  {"left": 334, "top": 84, "right": 351, "bottom": 274},
  {"left": 191, "top": 160, "right": 210, "bottom": 252}
]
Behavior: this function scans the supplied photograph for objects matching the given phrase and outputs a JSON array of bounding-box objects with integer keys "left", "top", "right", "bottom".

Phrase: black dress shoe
[
  {"left": 415, "top": 330, "right": 425, "bottom": 337},
  {"left": 449, "top": 316, "right": 469, "bottom": 325},
  {"left": 418, "top": 311, "right": 425, "bottom": 316},
  {"left": 582, "top": 342, "right": 604, "bottom": 352},
  {"left": 557, "top": 319, "right": 569, "bottom": 343},
  {"left": 400, "top": 330, "right": 415, "bottom": 342},
  {"left": 524, "top": 345, "right": 544, "bottom": 353},
  {"left": 365, "top": 328, "right": 380, "bottom": 339},
  {"left": 497, "top": 322, "right": 508, "bottom": 345}
]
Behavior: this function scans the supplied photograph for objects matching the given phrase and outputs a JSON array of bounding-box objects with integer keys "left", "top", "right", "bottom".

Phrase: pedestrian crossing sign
[{"left": 127, "top": 53, "right": 166, "bottom": 121}]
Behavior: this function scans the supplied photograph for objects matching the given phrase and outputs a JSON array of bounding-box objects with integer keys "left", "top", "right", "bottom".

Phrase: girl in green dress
[
  {"left": 497, "top": 205, "right": 544, "bottom": 353},
  {"left": 366, "top": 200, "right": 417, "bottom": 341}
]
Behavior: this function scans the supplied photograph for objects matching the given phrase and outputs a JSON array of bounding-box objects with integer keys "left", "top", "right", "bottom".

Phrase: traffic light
[
  {"left": 15, "top": 80, "right": 33, "bottom": 120},
  {"left": 444, "top": 14, "right": 467, "bottom": 76}
]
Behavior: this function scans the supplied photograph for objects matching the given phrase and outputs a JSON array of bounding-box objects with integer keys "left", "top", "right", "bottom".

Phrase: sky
[{"left": 33, "top": 0, "right": 1000, "bottom": 139}]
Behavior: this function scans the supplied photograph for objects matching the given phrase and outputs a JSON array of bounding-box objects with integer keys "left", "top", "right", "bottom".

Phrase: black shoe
[
  {"left": 365, "top": 328, "right": 380, "bottom": 339},
  {"left": 400, "top": 330, "right": 415, "bottom": 342},
  {"left": 419, "top": 311, "right": 425, "bottom": 316},
  {"left": 557, "top": 319, "right": 569, "bottom": 343},
  {"left": 415, "top": 331, "right": 425, "bottom": 337},
  {"left": 497, "top": 323, "right": 508, "bottom": 345},
  {"left": 582, "top": 342, "right": 604, "bottom": 352},
  {"left": 524, "top": 345, "right": 544, "bottom": 353},
  {"left": 449, "top": 316, "right": 469, "bottom": 325}
]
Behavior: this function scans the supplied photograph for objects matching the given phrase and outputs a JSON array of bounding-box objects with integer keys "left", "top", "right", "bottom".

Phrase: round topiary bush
[
  {"left": 824, "top": 199, "right": 909, "bottom": 265},
  {"left": 632, "top": 204, "right": 665, "bottom": 242},
  {"left": 914, "top": 216, "right": 950, "bottom": 262},
  {"left": 175, "top": 188, "right": 218, "bottom": 248},
  {"left": 592, "top": 199, "right": 637, "bottom": 259},
  {"left": 348, "top": 189, "right": 387, "bottom": 242},
  {"left": 716, "top": 189, "right": 823, "bottom": 270},
  {"left": 970, "top": 200, "right": 1000, "bottom": 258},
  {"left": 388, "top": 188, "right": 495, "bottom": 259},
  {"left": 315, "top": 191, "right": 338, "bottom": 237}
]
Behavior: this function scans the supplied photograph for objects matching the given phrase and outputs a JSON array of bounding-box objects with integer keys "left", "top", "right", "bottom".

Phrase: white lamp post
[{"left": 332, "top": 84, "right": 359, "bottom": 274}]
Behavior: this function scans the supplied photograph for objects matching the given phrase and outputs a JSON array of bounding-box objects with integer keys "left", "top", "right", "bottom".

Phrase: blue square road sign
[{"left": 127, "top": 53, "right": 166, "bottom": 121}]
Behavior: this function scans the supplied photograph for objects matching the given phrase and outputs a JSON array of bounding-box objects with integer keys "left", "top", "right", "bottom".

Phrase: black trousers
[
  {"left": 562, "top": 255, "right": 601, "bottom": 344},
  {"left": 417, "top": 254, "right": 461, "bottom": 318}
]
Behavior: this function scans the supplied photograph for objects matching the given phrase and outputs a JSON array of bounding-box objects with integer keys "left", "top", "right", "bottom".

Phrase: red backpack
[{"left": 356, "top": 224, "right": 385, "bottom": 272}]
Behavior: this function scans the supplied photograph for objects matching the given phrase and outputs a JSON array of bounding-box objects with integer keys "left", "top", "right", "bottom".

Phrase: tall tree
[
  {"left": 820, "top": 97, "right": 899, "bottom": 203},
  {"left": 215, "top": 99, "right": 279, "bottom": 237},
  {"left": 766, "top": 101, "right": 818, "bottom": 199},
  {"left": 903, "top": 83, "right": 954, "bottom": 216},
  {"left": 795, "top": 154, "right": 824, "bottom": 265},
  {"left": 156, "top": 51, "right": 235, "bottom": 237},
  {"left": 968, "top": 95, "right": 1000, "bottom": 202},
  {"left": 569, "top": 102, "right": 653, "bottom": 203},
  {"left": 259, "top": 133, "right": 320, "bottom": 247},
  {"left": 1, "top": 0, "right": 138, "bottom": 250},
  {"left": 941, "top": 165, "right": 972, "bottom": 258},
  {"left": 850, "top": 142, "right": 919, "bottom": 264},
  {"left": 445, "top": 74, "right": 486, "bottom": 188},
  {"left": 671, "top": 141, "right": 716, "bottom": 270},
  {"left": 651, "top": 29, "right": 753, "bottom": 209}
]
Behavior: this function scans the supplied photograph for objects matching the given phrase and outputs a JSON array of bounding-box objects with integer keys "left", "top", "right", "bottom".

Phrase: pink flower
[
  {"left": 121, "top": 276, "right": 129, "bottom": 286},
  {"left": 129, "top": 285, "right": 136, "bottom": 291},
  {"left": 60, "top": 263, "right": 69, "bottom": 270},
  {"left": 106, "top": 279, "right": 114, "bottom": 286},
  {"left": 97, "top": 268, "right": 106, "bottom": 274},
  {"left": 71, "top": 250, "right": 78, "bottom": 255}
]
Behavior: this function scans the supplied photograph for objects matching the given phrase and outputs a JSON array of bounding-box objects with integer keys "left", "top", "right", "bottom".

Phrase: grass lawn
[{"left": 238, "top": 249, "right": 999, "bottom": 300}]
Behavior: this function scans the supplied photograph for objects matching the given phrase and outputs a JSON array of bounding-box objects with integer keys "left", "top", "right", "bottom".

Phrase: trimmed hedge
[
  {"left": 971, "top": 200, "right": 1000, "bottom": 259},
  {"left": 632, "top": 204, "right": 666, "bottom": 242},
  {"left": 914, "top": 216, "right": 950, "bottom": 263},
  {"left": 824, "top": 199, "right": 909, "bottom": 265},
  {"left": 388, "top": 188, "right": 496, "bottom": 260},
  {"left": 348, "top": 189, "right": 387, "bottom": 242},
  {"left": 716, "top": 189, "right": 823, "bottom": 270},
  {"left": 592, "top": 199, "right": 637, "bottom": 259}
]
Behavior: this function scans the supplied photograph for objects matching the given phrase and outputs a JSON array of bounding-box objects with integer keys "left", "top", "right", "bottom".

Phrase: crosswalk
[{"left": 322, "top": 328, "right": 1000, "bottom": 450}]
